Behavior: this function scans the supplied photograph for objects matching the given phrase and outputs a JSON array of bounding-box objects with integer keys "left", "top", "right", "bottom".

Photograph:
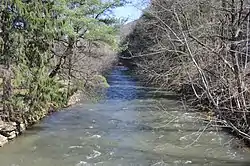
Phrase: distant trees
[
  {"left": 0, "top": 0, "right": 126, "bottom": 124},
  {"left": 124, "top": 0, "right": 250, "bottom": 140}
]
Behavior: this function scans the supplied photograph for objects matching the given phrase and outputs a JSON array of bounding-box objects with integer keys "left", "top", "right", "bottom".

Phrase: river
[{"left": 1, "top": 66, "right": 250, "bottom": 166}]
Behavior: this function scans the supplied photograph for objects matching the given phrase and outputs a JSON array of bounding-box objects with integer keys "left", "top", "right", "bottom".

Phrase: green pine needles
[{"left": 0, "top": 0, "right": 128, "bottom": 124}]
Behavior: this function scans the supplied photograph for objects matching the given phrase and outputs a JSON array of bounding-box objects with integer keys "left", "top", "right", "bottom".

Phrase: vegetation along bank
[
  {"left": 0, "top": 0, "right": 128, "bottom": 147},
  {"left": 121, "top": 0, "right": 250, "bottom": 144}
]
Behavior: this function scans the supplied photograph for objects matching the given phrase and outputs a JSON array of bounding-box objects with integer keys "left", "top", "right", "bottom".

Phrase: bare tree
[{"left": 124, "top": 0, "right": 250, "bottom": 141}]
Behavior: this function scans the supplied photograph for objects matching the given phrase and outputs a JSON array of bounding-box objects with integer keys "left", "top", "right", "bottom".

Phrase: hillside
[
  {"left": 122, "top": 0, "right": 250, "bottom": 143},
  {"left": 119, "top": 20, "right": 138, "bottom": 41}
]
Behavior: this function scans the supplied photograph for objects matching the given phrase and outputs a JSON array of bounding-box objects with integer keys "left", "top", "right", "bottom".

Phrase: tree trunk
[{"left": 49, "top": 38, "right": 74, "bottom": 78}]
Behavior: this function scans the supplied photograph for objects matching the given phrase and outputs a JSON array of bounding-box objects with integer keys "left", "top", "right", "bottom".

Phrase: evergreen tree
[{"left": 0, "top": 0, "right": 127, "bottom": 123}]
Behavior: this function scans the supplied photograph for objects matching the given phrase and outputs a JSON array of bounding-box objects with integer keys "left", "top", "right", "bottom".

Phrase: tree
[
  {"left": 0, "top": 0, "right": 127, "bottom": 123},
  {"left": 48, "top": 0, "right": 128, "bottom": 100},
  {"left": 49, "top": 0, "right": 127, "bottom": 78},
  {"left": 124, "top": 0, "right": 250, "bottom": 141}
]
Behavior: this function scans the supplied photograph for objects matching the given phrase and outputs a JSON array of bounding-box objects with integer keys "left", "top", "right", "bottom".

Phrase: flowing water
[{"left": 1, "top": 66, "right": 250, "bottom": 166}]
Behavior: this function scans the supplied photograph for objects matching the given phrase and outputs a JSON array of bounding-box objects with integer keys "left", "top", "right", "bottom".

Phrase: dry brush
[{"left": 122, "top": 0, "right": 250, "bottom": 141}]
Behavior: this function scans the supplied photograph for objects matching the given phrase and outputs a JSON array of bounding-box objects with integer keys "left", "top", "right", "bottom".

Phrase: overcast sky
[{"left": 112, "top": 0, "right": 149, "bottom": 22}]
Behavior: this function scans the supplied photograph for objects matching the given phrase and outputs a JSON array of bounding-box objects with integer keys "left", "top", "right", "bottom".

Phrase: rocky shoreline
[
  {"left": 0, "top": 90, "right": 82, "bottom": 147},
  {"left": 0, "top": 121, "right": 26, "bottom": 147}
]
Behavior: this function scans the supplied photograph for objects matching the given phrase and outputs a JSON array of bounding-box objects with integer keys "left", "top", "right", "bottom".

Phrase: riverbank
[
  {"left": 1, "top": 47, "right": 117, "bottom": 146},
  {"left": 0, "top": 65, "right": 114, "bottom": 147},
  {"left": 0, "top": 36, "right": 118, "bottom": 147},
  {"left": 0, "top": 75, "right": 111, "bottom": 147},
  {"left": 120, "top": 0, "right": 250, "bottom": 145},
  {"left": 0, "top": 87, "right": 82, "bottom": 147}
]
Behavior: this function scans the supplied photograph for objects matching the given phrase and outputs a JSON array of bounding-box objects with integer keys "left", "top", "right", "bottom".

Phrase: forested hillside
[
  {"left": 122, "top": 0, "right": 250, "bottom": 141},
  {"left": 0, "top": 0, "right": 126, "bottom": 134}
]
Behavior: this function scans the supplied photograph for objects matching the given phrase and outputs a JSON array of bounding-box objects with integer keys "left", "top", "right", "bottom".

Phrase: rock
[
  {"left": 0, "top": 121, "right": 18, "bottom": 140},
  {"left": 19, "top": 123, "right": 26, "bottom": 133},
  {"left": 0, "top": 121, "right": 26, "bottom": 147},
  {"left": 0, "top": 134, "right": 8, "bottom": 147},
  {"left": 7, "top": 131, "right": 16, "bottom": 140},
  {"left": 0, "top": 120, "right": 4, "bottom": 130},
  {"left": 67, "top": 91, "right": 81, "bottom": 106},
  {"left": 1, "top": 122, "right": 16, "bottom": 132}
]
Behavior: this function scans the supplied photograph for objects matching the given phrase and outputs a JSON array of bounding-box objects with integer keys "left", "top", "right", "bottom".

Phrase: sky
[{"left": 112, "top": 0, "right": 150, "bottom": 22}]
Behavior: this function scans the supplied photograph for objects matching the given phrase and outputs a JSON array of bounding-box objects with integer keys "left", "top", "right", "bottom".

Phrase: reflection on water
[{"left": 0, "top": 66, "right": 250, "bottom": 166}]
